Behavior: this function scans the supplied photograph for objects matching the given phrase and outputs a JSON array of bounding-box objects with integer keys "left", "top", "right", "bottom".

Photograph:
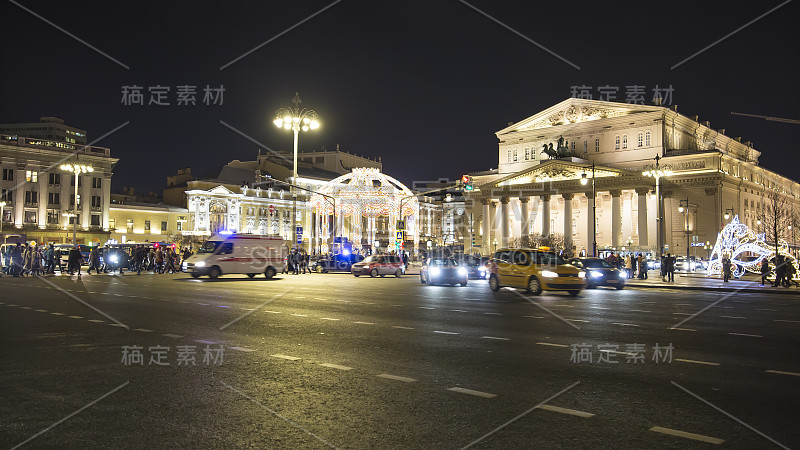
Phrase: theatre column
[
  {"left": 636, "top": 188, "right": 649, "bottom": 248},
  {"left": 611, "top": 189, "right": 622, "bottom": 249},
  {"left": 482, "top": 198, "right": 491, "bottom": 252},
  {"left": 562, "top": 193, "right": 573, "bottom": 254},
  {"left": 500, "top": 196, "right": 510, "bottom": 247},
  {"left": 585, "top": 191, "right": 595, "bottom": 256},
  {"left": 541, "top": 195, "right": 550, "bottom": 238},
  {"left": 520, "top": 197, "right": 530, "bottom": 238}
]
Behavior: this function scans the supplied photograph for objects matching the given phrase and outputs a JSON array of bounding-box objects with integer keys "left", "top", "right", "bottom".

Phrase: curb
[{"left": 625, "top": 282, "right": 800, "bottom": 296}]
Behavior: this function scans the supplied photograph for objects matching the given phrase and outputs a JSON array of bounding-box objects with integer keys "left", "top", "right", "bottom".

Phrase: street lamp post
[
  {"left": 580, "top": 162, "right": 596, "bottom": 256},
  {"left": 724, "top": 208, "right": 735, "bottom": 221},
  {"left": 643, "top": 155, "right": 672, "bottom": 258},
  {"left": 60, "top": 162, "right": 94, "bottom": 245},
  {"left": 274, "top": 93, "right": 319, "bottom": 250}
]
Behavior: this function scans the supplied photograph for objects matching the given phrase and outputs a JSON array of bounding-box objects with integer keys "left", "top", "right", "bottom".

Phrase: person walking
[
  {"left": 67, "top": 245, "right": 82, "bottom": 276},
  {"left": 722, "top": 255, "right": 732, "bottom": 282},
  {"left": 292, "top": 250, "right": 301, "bottom": 275},
  {"left": 87, "top": 246, "right": 101, "bottom": 274},
  {"left": 760, "top": 258, "right": 770, "bottom": 286},
  {"left": 785, "top": 260, "right": 797, "bottom": 287},
  {"left": 665, "top": 253, "right": 675, "bottom": 282},
  {"left": 625, "top": 255, "right": 633, "bottom": 279},
  {"left": 773, "top": 255, "right": 785, "bottom": 287}
]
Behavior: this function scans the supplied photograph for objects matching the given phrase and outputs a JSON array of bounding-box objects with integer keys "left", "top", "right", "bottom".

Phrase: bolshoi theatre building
[{"left": 466, "top": 98, "right": 800, "bottom": 258}]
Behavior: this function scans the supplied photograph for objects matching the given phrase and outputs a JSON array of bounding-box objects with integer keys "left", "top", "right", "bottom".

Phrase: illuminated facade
[{"left": 468, "top": 98, "right": 800, "bottom": 257}]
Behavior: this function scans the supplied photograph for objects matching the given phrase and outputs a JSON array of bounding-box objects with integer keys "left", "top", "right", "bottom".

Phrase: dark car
[
  {"left": 454, "top": 255, "right": 489, "bottom": 279},
  {"left": 569, "top": 257, "right": 625, "bottom": 290},
  {"left": 420, "top": 257, "right": 469, "bottom": 286},
  {"left": 312, "top": 254, "right": 364, "bottom": 273}
]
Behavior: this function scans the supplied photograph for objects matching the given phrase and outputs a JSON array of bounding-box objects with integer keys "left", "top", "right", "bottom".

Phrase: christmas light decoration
[{"left": 707, "top": 215, "right": 797, "bottom": 278}]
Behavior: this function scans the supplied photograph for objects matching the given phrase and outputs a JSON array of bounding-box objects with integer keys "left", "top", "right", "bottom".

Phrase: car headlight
[
  {"left": 619, "top": 271, "right": 626, "bottom": 278},
  {"left": 195, "top": 261, "right": 206, "bottom": 267},
  {"left": 479, "top": 265, "right": 487, "bottom": 272},
  {"left": 430, "top": 267, "right": 441, "bottom": 276},
  {"left": 457, "top": 267, "right": 467, "bottom": 276},
  {"left": 590, "top": 271, "right": 603, "bottom": 278},
  {"left": 541, "top": 270, "right": 558, "bottom": 278},
  {"left": 578, "top": 271, "right": 586, "bottom": 278}
]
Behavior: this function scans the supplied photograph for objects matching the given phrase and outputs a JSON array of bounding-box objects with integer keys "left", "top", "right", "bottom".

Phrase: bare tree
[{"left": 760, "top": 189, "right": 792, "bottom": 259}]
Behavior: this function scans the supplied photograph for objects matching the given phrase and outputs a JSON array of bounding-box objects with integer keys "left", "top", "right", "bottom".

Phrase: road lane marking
[
  {"left": 535, "top": 342, "right": 569, "bottom": 348},
  {"left": 162, "top": 334, "right": 183, "bottom": 338},
  {"left": 377, "top": 374, "right": 416, "bottom": 383},
  {"left": 481, "top": 336, "right": 510, "bottom": 341},
  {"left": 133, "top": 328, "right": 153, "bottom": 333},
  {"left": 673, "top": 312, "right": 693, "bottom": 315},
  {"left": 50, "top": 312, "right": 65, "bottom": 316},
  {"left": 230, "top": 347, "right": 257, "bottom": 352},
  {"left": 217, "top": 305, "right": 230, "bottom": 308},
  {"left": 537, "top": 404, "right": 594, "bottom": 418},
  {"left": 194, "top": 340, "right": 216, "bottom": 344},
  {"left": 774, "top": 319, "right": 800, "bottom": 323},
  {"left": 765, "top": 370, "right": 800, "bottom": 377},
  {"left": 756, "top": 308, "right": 778, "bottom": 311},
  {"left": 675, "top": 359, "right": 720, "bottom": 366},
  {"left": 451, "top": 309, "right": 468, "bottom": 312},
  {"left": 264, "top": 310, "right": 282, "bottom": 314},
  {"left": 669, "top": 327, "right": 697, "bottom": 332},
  {"left": 270, "top": 354, "right": 301, "bottom": 361},
  {"left": 599, "top": 349, "right": 637, "bottom": 357},
  {"left": 589, "top": 306, "right": 609, "bottom": 310},
  {"left": 392, "top": 326, "right": 414, "bottom": 330},
  {"left": 433, "top": 330, "right": 459, "bottom": 335},
  {"left": 630, "top": 309, "right": 651, "bottom": 313},
  {"left": 649, "top": 426, "right": 724, "bottom": 444},
  {"left": 523, "top": 315, "right": 545, "bottom": 319},
  {"left": 320, "top": 363, "right": 352, "bottom": 371},
  {"left": 447, "top": 387, "right": 496, "bottom": 398},
  {"left": 418, "top": 306, "right": 435, "bottom": 310},
  {"left": 674, "top": 303, "right": 691, "bottom": 306},
  {"left": 198, "top": 303, "right": 209, "bottom": 306},
  {"left": 109, "top": 323, "right": 126, "bottom": 327},
  {"left": 20, "top": 306, "right": 31, "bottom": 309},
  {"left": 612, "top": 322, "right": 639, "bottom": 327},
  {"left": 720, "top": 315, "right": 747, "bottom": 319},
  {"left": 483, "top": 312, "right": 503, "bottom": 316},
  {"left": 68, "top": 315, "right": 84, "bottom": 319},
  {"left": 291, "top": 314, "right": 308, "bottom": 317},
  {"left": 642, "top": 301, "right": 656, "bottom": 304},
  {"left": 87, "top": 319, "right": 104, "bottom": 323},
  {"left": 728, "top": 332, "right": 763, "bottom": 338},
  {"left": 320, "top": 317, "right": 340, "bottom": 321},
  {"left": 353, "top": 321, "right": 375, "bottom": 325},
  {"left": 565, "top": 319, "right": 589, "bottom": 323}
]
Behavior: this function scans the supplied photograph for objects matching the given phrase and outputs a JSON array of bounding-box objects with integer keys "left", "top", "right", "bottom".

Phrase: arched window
[
  {"left": 638, "top": 132, "right": 643, "bottom": 147},
  {"left": 615, "top": 136, "right": 620, "bottom": 150},
  {"left": 622, "top": 135, "right": 628, "bottom": 149},
  {"left": 645, "top": 131, "right": 651, "bottom": 146}
]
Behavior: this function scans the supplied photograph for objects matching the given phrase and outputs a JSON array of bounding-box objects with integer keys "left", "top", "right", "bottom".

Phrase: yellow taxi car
[{"left": 487, "top": 248, "right": 586, "bottom": 296}]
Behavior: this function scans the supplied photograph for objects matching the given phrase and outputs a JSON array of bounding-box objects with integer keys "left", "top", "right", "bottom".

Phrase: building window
[
  {"left": 2, "top": 208, "right": 10, "bottom": 222},
  {"left": 69, "top": 214, "right": 81, "bottom": 225},
  {"left": 91, "top": 195, "right": 101, "bottom": 208},
  {"left": 524, "top": 147, "right": 530, "bottom": 160},
  {"left": 24, "top": 211, "right": 37, "bottom": 223},
  {"left": 1, "top": 189, "right": 11, "bottom": 203},
  {"left": 571, "top": 141, "right": 575, "bottom": 151},
  {"left": 92, "top": 177, "right": 102, "bottom": 189},
  {"left": 583, "top": 140, "right": 588, "bottom": 153},
  {"left": 513, "top": 148, "right": 518, "bottom": 162},
  {"left": 48, "top": 192, "right": 60, "bottom": 205},
  {"left": 47, "top": 209, "right": 60, "bottom": 224},
  {"left": 161, "top": 221, "right": 167, "bottom": 232},
  {"left": 144, "top": 220, "right": 151, "bottom": 231},
  {"left": 25, "top": 191, "right": 38, "bottom": 205},
  {"left": 622, "top": 135, "right": 628, "bottom": 149},
  {"left": 126, "top": 219, "right": 134, "bottom": 233},
  {"left": 645, "top": 131, "right": 651, "bottom": 146},
  {"left": 109, "top": 219, "right": 116, "bottom": 230},
  {"left": 615, "top": 136, "right": 620, "bottom": 150},
  {"left": 48, "top": 173, "right": 61, "bottom": 185},
  {"left": 91, "top": 214, "right": 101, "bottom": 226},
  {"left": 177, "top": 221, "right": 182, "bottom": 232},
  {"left": 507, "top": 149, "right": 511, "bottom": 163},
  {"left": 595, "top": 138, "right": 600, "bottom": 152},
  {"left": 71, "top": 176, "right": 82, "bottom": 187},
  {"left": 2, "top": 168, "right": 13, "bottom": 181},
  {"left": 25, "top": 170, "right": 38, "bottom": 182},
  {"left": 638, "top": 132, "right": 643, "bottom": 147}
]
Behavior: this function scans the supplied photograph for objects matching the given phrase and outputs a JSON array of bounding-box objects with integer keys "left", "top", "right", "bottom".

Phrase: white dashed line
[
  {"left": 756, "top": 308, "right": 778, "bottom": 311},
  {"left": 377, "top": 374, "right": 416, "bottom": 383},
  {"left": 433, "top": 330, "right": 459, "bottom": 335},
  {"left": 535, "top": 342, "right": 569, "bottom": 348},
  {"left": 320, "top": 317, "right": 340, "bottom": 321},
  {"left": 483, "top": 312, "right": 503, "bottom": 316},
  {"left": 392, "top": 326, "right": 414, "bottom": 330},
  {"left": 675, "top": 358, "right": 720, "bottom": 366},
  {"left": 353, "top": 321, "right": 375, "bottom": 325},
  {"left": 50, "top": 312, "right": 65, "bottom": 316},
  {"left": 447, "top": 387, "right": 496, "bottom": 398},
  {"left": 649, "top": 426, "right": 724, "bottom": 444},
  {"left": 134, "top": 328, "right": 153, "bottom": 333},
  {"left": 230, "top": 347, "right": 257, "bottom": 352},
  {"left": 630, "top": 309, "right": 651, "bottom": 313},
  {"left": 589, "top": 306, "right": 609, "bottom": 310},
  {"left": 537, "top": 404, "right": 595, "bottom": 418},
  {"left": 20, "top": 306, "right": 31, "bottom": 310},
  {"left": 728, "top": 332, "right": 762, "bottom": 338},
  {"left": 765, "top": 369, "right": 800, "bottom": 377},
  {"left": 672, "top": 312, "right": 693, "bottom": 316},
  {"left": 720, "top": 315, "right": 747, "bottom": 319},
  {"left": 418, "top": 306, "right": 435, "bottom": 310},
  {"left": 194, "top": 340, "right": 216, "bottom": 345},
  {"left": 87, "top": 319, "right": 104, "bottom": 323},
  {"left": 523, "top": 315, "right": 545, "bottom": 319},
  {"left": 565, "top": 319, "right": 589, "bottom": 323},
  {"left": 481, "top": 336, "right": 510, "bottom": 341},
  {"left": 68, "top": 315, "right": 84, "bottom": 319},
  {"left": 271, "top": 354, "right": 301, "bottom": 361},
  {"left": 320, "top": 363, "right": 352, "bottom": 371},
  {"left": 162, "top": 334, "right": 183, "bottom": 338},
  {"left": 291, "top": 314, "right": 308, "bottom": 317},
  {"left": 451, "top": 309, "right": 468, "bottom": 312},
  {"left": 264, "top": 310, "right": 282, "bottom": 314},
  {"left": 109, "top": 323, "right": 126, "bottom": 328},
  {"left": 669, "top": 327, "right": 697, "bottom": 332},
  {"left": 612, "top": 322, "right": 639, "bottom": 327},
  {"left": 774, "top": 319, "right": 800, "bottom": 323}
]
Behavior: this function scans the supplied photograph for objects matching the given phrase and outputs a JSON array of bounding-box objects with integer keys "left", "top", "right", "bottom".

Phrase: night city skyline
[{"left": 2, "top": 1, "right": 799, "bottom": 191}]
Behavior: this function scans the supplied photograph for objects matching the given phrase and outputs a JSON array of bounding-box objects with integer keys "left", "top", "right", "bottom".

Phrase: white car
[{"left": 184, "top": 234, "right": 287, "bottom": 279}]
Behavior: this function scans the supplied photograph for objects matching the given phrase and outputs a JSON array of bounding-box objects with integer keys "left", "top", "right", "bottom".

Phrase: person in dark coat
[
  {"left": 760, "top": 259, "right": 770, "bottom": 286},
  {"left": 665, "top": 253, "right": 675, "bottom": 282},
  {"left": 68, "top": 246, "right": 82, "bottom": 275},
  {"left": 722, "top": 255, "right": 732, "bottom": 282},
  {"left": 773, "top": 255, "right": 785, "bottom": 287},
  {"left": 87, "top": 246, "right": 102, "bottom": 274}
]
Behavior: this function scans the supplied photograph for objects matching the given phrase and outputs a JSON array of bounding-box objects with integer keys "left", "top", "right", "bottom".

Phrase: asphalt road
[{"left": 1, "top": 270, "right": 798, "bottom": 449}]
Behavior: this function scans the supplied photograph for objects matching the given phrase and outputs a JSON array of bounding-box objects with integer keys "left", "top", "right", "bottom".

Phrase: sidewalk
[{"left": 625, "top": 271, "right": 800, "bottom": 296}]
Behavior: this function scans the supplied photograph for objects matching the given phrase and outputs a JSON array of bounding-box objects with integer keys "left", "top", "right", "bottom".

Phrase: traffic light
[{"left": 461, "top": 174, "right": 474, "bottom": 191}]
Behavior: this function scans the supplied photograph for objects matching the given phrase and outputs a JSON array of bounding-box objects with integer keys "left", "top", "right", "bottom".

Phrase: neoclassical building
[{"left": 468, "top": 98, "right": 800, "bottom": 258}]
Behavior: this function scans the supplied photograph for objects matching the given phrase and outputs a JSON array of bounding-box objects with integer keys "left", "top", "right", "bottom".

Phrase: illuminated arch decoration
[
  {"left": 312, "top": 168, "right": 418, "bottom": 249},
  {"left": 707, "top": 215, "right": 797, "bottom": 278}
]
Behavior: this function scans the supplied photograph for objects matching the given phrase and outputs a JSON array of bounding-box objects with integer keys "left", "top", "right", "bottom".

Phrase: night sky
[{"left": 2, "top": 1, "right": 798, "bottom": 192}]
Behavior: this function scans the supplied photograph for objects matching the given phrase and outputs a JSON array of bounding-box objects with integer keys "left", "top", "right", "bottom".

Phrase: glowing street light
[
  {"left": 60, "top": 162, "right": 93, "bottom": 248},
  {"left": 274, "top": 92, "right": 320, "bottom": 249}
]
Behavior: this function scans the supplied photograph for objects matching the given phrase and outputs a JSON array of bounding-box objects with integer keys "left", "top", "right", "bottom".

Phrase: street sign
[
  {"left": 396, "top": 231, "right": 404, "bottom": 241},
  {"left": 268, "top": 204, "right": 275, "bottom": 214},
  {"left": 296, "top": 226, "right": 303, "bottom": 235},
  {"left": 396, "top": 220, "right": 405, "bottom": 230}
]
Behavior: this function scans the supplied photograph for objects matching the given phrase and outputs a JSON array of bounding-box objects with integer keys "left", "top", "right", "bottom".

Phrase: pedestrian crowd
[{"left": 605, "top": 252, "right": 649, "bottom": 280}]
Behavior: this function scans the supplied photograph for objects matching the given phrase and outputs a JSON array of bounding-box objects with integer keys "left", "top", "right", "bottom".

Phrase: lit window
[
  {"left": 513, "top": 148, "right": 518, "bottom": 162},
  {"left": 615, "top": 136, "right": 620, "bottom": 150},
  {"left": 524, "top": 147, "right": 530, "bottom": 160},
  {"left": 645, "top": 131, "right": 651, "bottom": 146},
  {"left": 622, "top": 135, "right": 628, "bottom": 149},
  {"left": 638, "top": 132, "right": 643, "bottom": 147},
  {"left": 26, "top": 170, "right": 38, "bottom": 182}
]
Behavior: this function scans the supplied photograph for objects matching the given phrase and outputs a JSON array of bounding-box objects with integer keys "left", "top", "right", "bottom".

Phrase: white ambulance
[{"left": 184, "top": 233, "right": 288, "bottom": 279}]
